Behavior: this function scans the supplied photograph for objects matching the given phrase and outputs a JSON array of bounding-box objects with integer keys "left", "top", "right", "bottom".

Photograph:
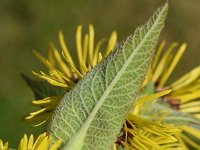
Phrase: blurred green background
[{"left": 0, "top": 0, "right": 199, "bottom": 147}]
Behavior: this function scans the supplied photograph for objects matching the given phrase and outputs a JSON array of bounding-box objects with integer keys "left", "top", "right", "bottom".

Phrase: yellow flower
[
  {"left": 25, "top": 25, "right": 200, "bottom": 149},
  {"left": 18, "top": 132, "right": 61, "bottom": 150},
  {"left": 26, "top": 25, "right": 117, "bottom": 125},
  {"left": 141, "top": 41, "right": 200, "bottom": 149},
  {"left": 26, "top": 96, "right": 61, "bottom": 126},
  {"left": 33, "top": 24, "right": 117, "bottom": 89},
  {"left": 0, "top": 132, "right": 61, "bottom": 150},
  {"left": 116, "top": 90, "right": 185, "bottom": 150},
  {"left": 151, "top": 42, "right": 187, "bottom": 89},
  {"left": 0, "top": 139, "right": 8, "bottom": 150},
  {"left": 167, "top": 66, "right": 200, "bottom": 118},
  {"left": 117, "top": 89, "right": 200, "bottom": 150},
  {"left": 122, "top": 114, "right": 185, "bottom": 150},
  {"left": 150, "top": 41, "right": 200, "bottom": 118},
  {"left": 112, "top": 41, "right": 200, "bottom": 150}
]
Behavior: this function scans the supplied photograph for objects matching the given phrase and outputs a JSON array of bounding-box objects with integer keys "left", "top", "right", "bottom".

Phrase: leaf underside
[
  {"left": 143, "top": 101, "right": 200, "bottom": 126},
  {"left": 48, "top": 3, "right": 168, "bottom": 150}
]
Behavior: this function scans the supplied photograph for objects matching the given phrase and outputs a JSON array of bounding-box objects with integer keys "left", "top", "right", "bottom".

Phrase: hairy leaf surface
[
  {"left": 143, "top": 101, "right": 200, "bottom": 126},
  {"left": 48, "top": 3, "right": 168, "bottom": 150}
]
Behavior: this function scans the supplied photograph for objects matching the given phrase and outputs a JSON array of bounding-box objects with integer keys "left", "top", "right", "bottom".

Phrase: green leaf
[
  {"left": 48, "top": 3, "right": 168, "bottom": 150},
  {"left": 142, "top": 101, "right": 200, "bottom": 126},
  {"left": 164, "top": 112, "right": 200, "bottom": 126},
  {"left": 140, "top": 81, "right": 155, "bottom": 95},
  {"left": 117, "top": 145, "right": 127, "bottom": 150},
  {"left": 22, "top": 74, "right": 65, "bottom": 99}
]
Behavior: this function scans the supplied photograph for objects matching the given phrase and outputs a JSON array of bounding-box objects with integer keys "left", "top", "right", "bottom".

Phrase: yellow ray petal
[
  {"left": 49, "top": 139, "right": 62, "bottom": 150},
  {"left": 18, "top": 134, "right": 28, "bottom": 150},
  {"left": 169, "top": 66, "right": 200, "bottom": 91},
  {"left": 171, "top": 90, "right": 200, "bottom": 103},
  {"left": 28, "top": 108, "right": 46, "bottom": 117},
  {"left": 33, "top": 50, "right": 48, "bottom": 65},
  {"left": 47, "top": 44, "right": 56, "bottom": 67},
  {"left": 181, "top": 106, "right": 200, "bottom": 113},
  {"left": 134, "top": 89, "right": 172, "bottom": 114},
  {"left": 98, "top": 52, "right": 103, "bottom": 63},
  {"left": 32, "top": 71, "right": 70, "bottom": 88},
  {"left": 33, "top": 50, "right": 68, "bottom": 83},
  {"left": 194, "top": 113, "right": 200, "bottom": 119},
  {"left": 135, "top": 90, "right": 172, "bottom": 105},
  {"left": 76, "top": 25, "right": 84, "bottom": 73},
  {"left": 32, "top": 96, "right": 60, "bottom": 106},
  {"left": 58, "top": 30, "right": 75, "bottom": 68},
  {"left": 0, "top": 140, "right": 8, "bottom": 150},
  {"left": 32, "top": 133, "right": 47, "bottom": 149},
  {"left": 62, "top": 52, "right": 83, "bottom": 79},
  {"left": 92, "top": 38, "right": 106, "bottom": 66},
  {"left": 35, "top": 137, "right": 49, "bottom": 150},
  {"left": 142, "top": 68, "right": 153, "bottom": 88},
  {"left": 170, "top": 80, "right": 200, "bottom": 96},
  {"left": 88, "top": 24, "right": 95, "bottom": 67},
  {"left": 152, "top": 42, "right": 178, "bottom": 84},
  {"left": 112, "top": 144, "right": 117, "bottom": 150},
  {"left": 152, "top": 41, "right": 166, "bottom": 71},
  {"left": 83, "top": 34, "right": 89, "bottom": 64},
  {"left": 104, "top": 31, "right": 117, "bottom": 57},
  {"left": 26, "top": 112, "right": 52, "bottom": 126},
  {"left": 46, "top": 61, "right": 75, "bottom": 86},
  {"left": 180, "top": 101, "right": 200, "bottom": 109},
  {"left": 158, "top": 43, "right": 187, "bottom": 88},
  {"left": 50, "top": 44, "right": 72, "bottom": 78},
  {"left": 27, "top": 134, "right": 34, "bottom": 149},
  {"left": 77, "top": 33, "right": 89, "bottom": 73}
]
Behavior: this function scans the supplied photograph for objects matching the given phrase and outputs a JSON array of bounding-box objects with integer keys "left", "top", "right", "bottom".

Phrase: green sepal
[{"left": 22, "top": 74, "right": 65, "bottom": 99}]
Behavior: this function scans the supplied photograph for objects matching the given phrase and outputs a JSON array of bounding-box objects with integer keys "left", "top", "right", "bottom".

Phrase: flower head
[
  {"left": 0, "top": 140, "right": 8, "bottom": 150},
  {"left": 136, "top": 41, "right": 200, "bottom": 149},
  {"left": 25, "top": 25, "right": 200, "bottom": 149},
  {"left": 26, "top": 25, "right": 117, "bottom": 125},
  {"left": 118, "top": 90, "right": 186, "bottom": 150},
  {"left": 33, "top": 24, "right": 117, "bottom": 89},
  {"left": 116, "top": 88, "right": 200, "bottom": 150},
  {"left": 0, "top": 132, "right": 61, "bottom": 150},
  {"left": 150, "top": 41, "right": 200, "bottom": 118},
  {"left": 122, "top": 114, "right": 184, "bottom": 150},
  {"left": 18, "top": 132, "right": 61, "bottom": 150}
]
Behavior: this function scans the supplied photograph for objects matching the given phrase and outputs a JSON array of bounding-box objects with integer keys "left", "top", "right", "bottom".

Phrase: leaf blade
[{"left": 48, "top": 3, "right": 168, "bottom": 150}]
